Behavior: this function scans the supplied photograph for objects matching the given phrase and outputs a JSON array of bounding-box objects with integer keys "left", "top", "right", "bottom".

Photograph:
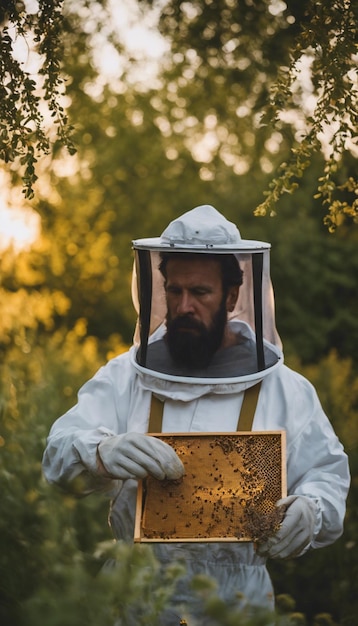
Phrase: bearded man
[{"left": 42, "top": 205, "right": 350, "bottom": 625}]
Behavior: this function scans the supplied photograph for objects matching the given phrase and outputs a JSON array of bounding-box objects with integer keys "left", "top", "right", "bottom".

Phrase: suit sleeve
[
  {"left": 42, "top": 360, "right": 131, "bottom": 496},
  {"left": 284, "top": 373, "right": 350, "bottom": 548}
]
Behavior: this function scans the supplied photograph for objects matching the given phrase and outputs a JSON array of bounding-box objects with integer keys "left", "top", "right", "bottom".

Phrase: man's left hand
[{"left": 257, "top": 495, "right": 317, "bottom": 559}]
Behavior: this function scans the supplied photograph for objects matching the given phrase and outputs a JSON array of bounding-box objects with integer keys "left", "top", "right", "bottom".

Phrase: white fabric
[
  {"left": 132, "top": 204, "right": 270, "bottom": 251},
  {"left": 42, "top": 352, "right": 350, "bottom": 610},
  {"left": 161, "top": 204, "right": 242, "bottom": 246},
  {"left": 97, "top": 432, "right": 184, "bottom": 481},
  {"left": 257, "top": 495, "right": 318, "bottom": 559}
]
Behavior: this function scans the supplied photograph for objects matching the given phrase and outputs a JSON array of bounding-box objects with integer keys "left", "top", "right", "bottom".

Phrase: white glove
[
  {"left": 97, "top": 432, "right": 185, "bottom": 481},
  {"left": 257, "top": 495, "right": 317, "bottom": 559}
]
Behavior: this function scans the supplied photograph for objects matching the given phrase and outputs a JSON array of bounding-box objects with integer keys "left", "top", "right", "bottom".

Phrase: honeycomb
[{"left": 136, "top": 432, "right": 286, "bottom": 543}]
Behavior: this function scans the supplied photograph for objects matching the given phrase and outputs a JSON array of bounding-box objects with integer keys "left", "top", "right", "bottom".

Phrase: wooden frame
[{"left": 134, "top": 431, "right": 286, "bottom": 543}]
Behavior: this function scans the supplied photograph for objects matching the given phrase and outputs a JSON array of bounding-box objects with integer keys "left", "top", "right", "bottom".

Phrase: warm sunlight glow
[{"left": 0, "top": 205, "right": 40, "bottom": 252}]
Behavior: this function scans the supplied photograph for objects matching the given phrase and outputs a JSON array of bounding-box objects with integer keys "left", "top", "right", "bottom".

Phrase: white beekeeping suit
[{"left": 42, "top": 205, "right": 350, "bottom": 623}]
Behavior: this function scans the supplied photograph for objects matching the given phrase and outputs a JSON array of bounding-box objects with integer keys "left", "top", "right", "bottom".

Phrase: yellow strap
[
  {"left": 148, "top": 382, "right": 261, "bottom": 434},
  {"left": 148, "top": 395, "right": 164, "bottom": 433},
  {"left": 236, "top": 382, "right": 261, "bottom": 431}
]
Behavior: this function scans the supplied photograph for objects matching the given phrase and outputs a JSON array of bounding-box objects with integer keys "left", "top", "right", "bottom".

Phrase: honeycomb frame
[{"left": 134, "top": 431, "right": 287, "bottom": 543}]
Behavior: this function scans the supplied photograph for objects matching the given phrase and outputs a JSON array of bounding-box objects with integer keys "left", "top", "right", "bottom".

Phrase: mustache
[{"left": 168, "top": 316, "right": 205, "bottom": 332}]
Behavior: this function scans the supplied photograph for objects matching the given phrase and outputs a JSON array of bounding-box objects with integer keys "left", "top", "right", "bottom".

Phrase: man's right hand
[{"left": 97, "top": 432, "right": 185, "bottom": 481}]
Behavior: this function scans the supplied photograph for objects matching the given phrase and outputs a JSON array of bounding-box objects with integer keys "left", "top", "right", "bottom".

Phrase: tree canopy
[{"left": 0, "top": 0, "right": 357, "bottom": 227}]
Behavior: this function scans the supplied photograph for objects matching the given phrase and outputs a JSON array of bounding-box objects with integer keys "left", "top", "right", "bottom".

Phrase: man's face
[{"left": 164, "top": 257, "right": 237, "bottom": 369}]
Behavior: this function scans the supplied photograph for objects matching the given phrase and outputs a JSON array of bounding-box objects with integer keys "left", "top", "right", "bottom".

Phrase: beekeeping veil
[{"left": 131, "top": 205, "right": 282, "bottom": 383}]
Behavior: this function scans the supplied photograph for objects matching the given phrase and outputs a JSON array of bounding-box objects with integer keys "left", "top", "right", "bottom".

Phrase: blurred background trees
[{"left": 0, "top": 1, "right": 357, "bottom": 624}]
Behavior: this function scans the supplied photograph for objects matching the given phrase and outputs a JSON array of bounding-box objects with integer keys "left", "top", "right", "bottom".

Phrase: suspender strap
[
  {"left": 148, "top": 382, "right": 261, "bottom": 434},
  {"left": 148, "top": 394, "right": 165, "bottom": 433},
  {"left": 236, "top": 382, "right": 261, "bottom": 431}
]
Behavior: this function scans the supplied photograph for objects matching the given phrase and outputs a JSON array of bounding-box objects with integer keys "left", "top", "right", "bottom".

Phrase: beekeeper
[{"left": 42, "top": 205, "right": 350, "bottom": 622}]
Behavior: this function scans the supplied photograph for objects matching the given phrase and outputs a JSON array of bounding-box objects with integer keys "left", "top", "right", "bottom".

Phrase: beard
[{"left": 165, "top": 298, "right": 228, "bottom": 370}]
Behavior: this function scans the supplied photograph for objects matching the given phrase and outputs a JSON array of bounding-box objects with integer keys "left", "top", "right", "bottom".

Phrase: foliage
[
  {"left": 255, "top": 0, "right": 358, "bottom": 230},
  {"left": 265, "top": 193, "right": 358, "bottom": 364},
  {"left": 0, "top": 325, "right": 117, "bottom": 625},
  {"left": 0, "top": 0, "right": 76, "bottom": 198},
  {"left": 22, "top": 540, "right": 187, "bottom": 626},
  {"left": 142, "top": 0, "right": 358, "bottom": 230}
]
